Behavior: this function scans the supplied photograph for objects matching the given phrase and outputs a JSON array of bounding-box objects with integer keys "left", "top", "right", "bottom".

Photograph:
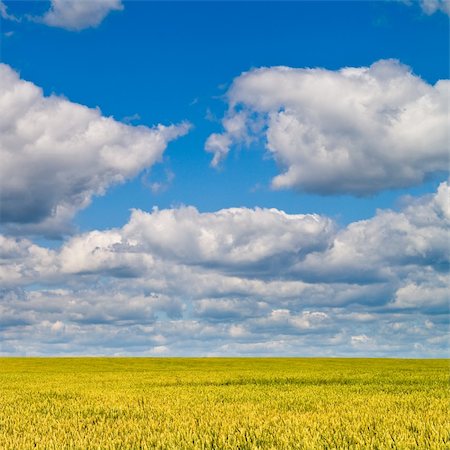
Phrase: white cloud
[
  {"left": 249, "top": 309, "right": 329, "bottom": 334},
  {"left": 391, "top": 277, "right": 449, "bottom": 311},
  {"left": 38, "top": 0, "right": 123, "bottom": 31},
  {"left": 206, "top": 60, "right": 449, "bottom": 195},
  {"left": 351, "top": 334, "right": 375, "bottom": 348},
  {"left": 2, "top": 183, "right": 448, "bottom": 299},
  {"left": 0, "top": 235, "right": 55, "bottom": 286},
  {"left": 0, "top": 64, "right": 190, "bottom": 234},
  {"left": 121, "top": 206, "right": 334, "bottom": 272},
  {"left": 0, "top": 1, "right": 18, "bottom": 21},
  {"left": 419, "top": 0, "right": 450, "bottom": 16},
  {"left": 0, "top": 184, "right": 448, "bottom": 355},
  {"left": 299, "top": 182, "right": 450, "bottom": 283}
]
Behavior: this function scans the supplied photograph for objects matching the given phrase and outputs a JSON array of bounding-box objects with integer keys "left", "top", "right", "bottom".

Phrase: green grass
[{"left": 0, "top": 358, "right": 448, "bottom": 449}]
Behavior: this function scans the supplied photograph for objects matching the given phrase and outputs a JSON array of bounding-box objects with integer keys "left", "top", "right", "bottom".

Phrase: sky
[{"left": 0, "top": 0, "right": 448, "bottom": 356}]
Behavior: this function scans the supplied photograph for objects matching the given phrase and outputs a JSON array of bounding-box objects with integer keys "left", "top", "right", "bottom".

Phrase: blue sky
[{"left": 0, "top": 1, "right": 448, "bottom": 356}]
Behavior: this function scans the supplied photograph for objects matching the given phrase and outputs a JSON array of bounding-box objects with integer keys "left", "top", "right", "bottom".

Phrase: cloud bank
[
  {"left": 206, "top": 60, "right": 448, "bottom": 195},
  {"left": 0, "top": 64, "right": 189, "bottom": 235},
  {"left": 1, "top": 183, "right": 448, "bottom": 356}
]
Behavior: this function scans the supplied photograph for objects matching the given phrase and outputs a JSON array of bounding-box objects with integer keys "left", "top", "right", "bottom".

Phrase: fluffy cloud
[
  {"left": 0, "top": 64, "right": 189, "bottom": 234},
  {"left": 418, "top": 0, "right": 450, "bottom": 16},
  {"left": 1, "top": 183, "right": 448, "bottom": 355},
  {"left": 2, "top": 183, "right": 448, "bottom": 296},
  {"left": 391, "top": 278, "right": 449, "bottom": 312},
  {"left": 38, "top": 0, "right": 123, "bottom": 31},
  {"left": 121, "top": 206, "right": 334, "bottom": 275},
  {"left": 206, "top": 60, "right": 448, "bottom": 195},
  {"left": 0, "top": 235, "right": 55, "bottom": 286},
  {"left": 299, "top": 182, "right": 450, "bottom": 283}
]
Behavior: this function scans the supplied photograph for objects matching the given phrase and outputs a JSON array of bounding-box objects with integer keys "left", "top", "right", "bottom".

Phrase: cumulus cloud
[
  {"left": 2, "top": 183, "right": 448, "bottom": 298},
  {"left": 0, "top": 64, "right": 189, "bottom": 234},
  {"left": 299, "top": 182, "right": 450, "bottom": 284},
  {"left": 206, "top": 60, "right": 449, "bottom": 195},
  {"left": 0, "top": 235, "right": 55, "bottom": 286},
  {"left": 0, "top": 183, "right": 448, "bottom": 355},
  {"left": 37, "top": 0, "right": 123, "bottom": 31},
  {"left": 121, "top": 206, "right": 334, "bottom": 275},
  {"left": 390, "top": 274, "right": 449, "bottom": 312}
]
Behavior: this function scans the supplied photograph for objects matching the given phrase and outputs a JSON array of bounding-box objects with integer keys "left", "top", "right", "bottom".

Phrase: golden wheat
[{"left": 0, "top": 358, "right": 448, "bottom": 449}]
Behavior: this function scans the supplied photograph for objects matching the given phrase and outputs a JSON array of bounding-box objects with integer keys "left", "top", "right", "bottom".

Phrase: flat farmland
[{"left": 0, "top": 358, "right": 448, "bottom": 449}]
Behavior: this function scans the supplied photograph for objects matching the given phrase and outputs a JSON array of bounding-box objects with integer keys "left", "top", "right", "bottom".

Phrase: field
[{"left": 0, "top": 358, "right": 448, "bottom": 449}]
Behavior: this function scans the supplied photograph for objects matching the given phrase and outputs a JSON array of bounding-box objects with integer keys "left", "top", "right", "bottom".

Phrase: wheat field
[{"left": 0, "top": 358, "right": 448, "bottom": 449}]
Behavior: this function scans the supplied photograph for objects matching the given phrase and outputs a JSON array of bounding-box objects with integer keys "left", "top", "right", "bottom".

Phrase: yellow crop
[{"left": 0, "top": 358, "right": 448, "bottom": 449}]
